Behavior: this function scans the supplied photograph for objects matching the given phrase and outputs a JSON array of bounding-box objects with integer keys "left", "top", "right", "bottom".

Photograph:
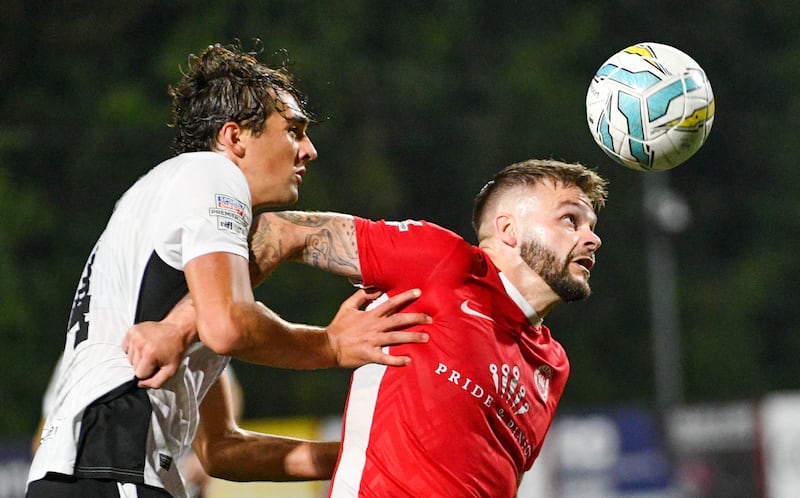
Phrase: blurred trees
[{"left": 1, "top": 1, "right": 797, "bottom": 436}]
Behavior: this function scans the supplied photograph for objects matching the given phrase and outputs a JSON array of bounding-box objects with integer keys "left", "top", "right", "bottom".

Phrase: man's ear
[
  {"left": 495, "top": 213, "right": 517, "bottom": 247},
  {"left": 216, "top": 122, "right": 246, "bottom": 158}
]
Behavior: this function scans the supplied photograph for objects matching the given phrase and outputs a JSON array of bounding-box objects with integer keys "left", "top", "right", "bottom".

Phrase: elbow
[
  {"left": 195, "top": 316, "right": 242, "bottom": 356},
  {"left": 200, "top": 455, "right": 228, "bottom": 481},
  {"left": 195, "top": 448, "right": 230, "bottom": 481},
  {"left": 193, "top": 431, "right": 242, "bottom": 481}
]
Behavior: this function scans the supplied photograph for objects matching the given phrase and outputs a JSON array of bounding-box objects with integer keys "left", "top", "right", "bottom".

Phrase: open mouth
[{"left": 572, "top": 257, "right": 595, "bottom": 274}]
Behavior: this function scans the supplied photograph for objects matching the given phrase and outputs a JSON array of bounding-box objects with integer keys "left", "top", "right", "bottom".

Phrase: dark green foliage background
[{"left": 2, "top": 1, "right": 797, "bottom": 434}]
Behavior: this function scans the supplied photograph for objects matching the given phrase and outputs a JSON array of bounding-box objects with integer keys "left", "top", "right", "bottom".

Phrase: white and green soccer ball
[{"left": 586, "top": 42, "right": 715, "bottom": 172}]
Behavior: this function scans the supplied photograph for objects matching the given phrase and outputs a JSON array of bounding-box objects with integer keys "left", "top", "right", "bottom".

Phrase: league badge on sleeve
[{"left": 209, "top": 194, "right": 248, "bottom": 236}]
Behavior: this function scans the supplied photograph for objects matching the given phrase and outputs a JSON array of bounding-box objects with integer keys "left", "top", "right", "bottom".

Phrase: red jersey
[{"left": 328, "top": 218, "right": 570, "bottom": 498}]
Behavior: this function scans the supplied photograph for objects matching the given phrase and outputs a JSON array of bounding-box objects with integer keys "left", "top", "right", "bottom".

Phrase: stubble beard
[{"left": 520, "top": 238, "right": 591, "bottom": 302}]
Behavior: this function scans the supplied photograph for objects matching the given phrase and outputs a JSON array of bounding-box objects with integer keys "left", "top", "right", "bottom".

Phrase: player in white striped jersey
[{"left": 27, "top": 42, "right": 428, "bottom": 498}]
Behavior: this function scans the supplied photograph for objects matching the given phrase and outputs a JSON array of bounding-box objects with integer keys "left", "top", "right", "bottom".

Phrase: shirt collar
[{"left": 498, "top": 272, "right": 543, "bottom": 327}]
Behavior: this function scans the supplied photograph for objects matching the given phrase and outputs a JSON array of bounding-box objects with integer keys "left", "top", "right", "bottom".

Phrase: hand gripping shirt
[
  {"left": 27, "top": 152, "right": 251, "bottom": 497},
  {"left": 328, "top": 218, "right": 570, "bottom": 498}
]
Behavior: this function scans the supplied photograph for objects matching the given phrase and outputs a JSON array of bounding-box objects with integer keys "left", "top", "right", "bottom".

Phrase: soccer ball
[{"left": 586, "top": 42, "right": 715, "bottom": 172}]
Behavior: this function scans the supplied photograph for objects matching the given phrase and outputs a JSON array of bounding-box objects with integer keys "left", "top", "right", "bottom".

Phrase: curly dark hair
[
  {"left": 471, "top": 159, "right": 609, "bottom": 236},
  {"left": 168, "top": 42, "right": 312, "bottom": 154}
]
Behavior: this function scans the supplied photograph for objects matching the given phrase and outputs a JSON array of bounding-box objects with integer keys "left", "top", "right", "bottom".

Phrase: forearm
[
  {"left": 191, "top": 216, "right": 427, "bottom": 370},
  {"left": 196, "top": 428, "right": 339, "bottom": 481},
  {"left": 195, "top": 372, "right": 339, "bottom": 481},
  {"left": 250, "top": 211, "right": 362, "bottom": 286},
  {"left": 153, "top": 287, "right": 324, "bottom": 368},
  {"left": 210, "top": 301, "right": 337, "bottom": 368},
  {"left": 205, "top": 288, "right": 430, "bottom": 370}
]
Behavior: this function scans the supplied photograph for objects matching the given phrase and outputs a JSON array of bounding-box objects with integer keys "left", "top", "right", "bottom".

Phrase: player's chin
[
  {"left": 282, "top": 185, "right": 300, "bottom": 205},
  {"left": 261, "top": 190, "right": 299, "bottom": 208},
  {"left": 563, "top": 287, "right": 591, "bottom": 302},
  {"left": 561, "top": 277, "right": 592, "bottom": 302}
]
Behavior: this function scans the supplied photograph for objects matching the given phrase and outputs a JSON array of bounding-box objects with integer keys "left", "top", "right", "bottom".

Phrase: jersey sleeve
[
  {"left": 155, "top": 155, "right": 252, "bottom": 269},
  {"left": 354, "top": 217, "right": 463, "bottom": 290}
]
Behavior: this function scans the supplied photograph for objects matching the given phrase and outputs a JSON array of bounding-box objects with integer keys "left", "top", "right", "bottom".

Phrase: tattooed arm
[
  {"left": 249, "top": 211, "right": 362, "bottom": 287},
  {"left": 125, "top": 211, "right": 428, "bottom": 387}
]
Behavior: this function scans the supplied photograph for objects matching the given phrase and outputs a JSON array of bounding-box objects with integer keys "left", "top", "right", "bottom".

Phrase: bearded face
[{"left": 520, "top": 237, "right": 591, "bottom": 302}]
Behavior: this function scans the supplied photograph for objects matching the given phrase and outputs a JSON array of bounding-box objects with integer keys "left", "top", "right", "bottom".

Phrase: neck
[{"left": 481, "top": 244, "right": 561, "bottom": 319}]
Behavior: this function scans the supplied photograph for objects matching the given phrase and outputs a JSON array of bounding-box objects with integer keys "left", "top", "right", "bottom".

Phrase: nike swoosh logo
[{"left": 460, "top": 300, "right": 494, "bottom": 322}]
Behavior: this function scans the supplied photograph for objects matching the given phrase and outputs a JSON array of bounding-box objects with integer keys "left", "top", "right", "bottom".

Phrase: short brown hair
[{"left": 471, "top": 159, "right": 608, "bottom": 235}]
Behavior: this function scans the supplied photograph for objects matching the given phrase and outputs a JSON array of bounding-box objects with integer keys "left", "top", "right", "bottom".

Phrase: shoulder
[
  {"left": 356, "top": 217, "right": 476, "bottom": 275},
  {"left": 157, "top": 152, "right": 249, "bottom": 201},
  {"left": 357, "top": 217, "right": 465, "bottom": 244},
  {"left": 168, "top": 152, "right": 243, "bottom": 180}
]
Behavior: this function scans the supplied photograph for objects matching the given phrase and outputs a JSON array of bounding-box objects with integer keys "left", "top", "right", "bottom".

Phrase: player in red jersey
[{"left": 127, "top": 158, "right": 608, "bottom": 496}]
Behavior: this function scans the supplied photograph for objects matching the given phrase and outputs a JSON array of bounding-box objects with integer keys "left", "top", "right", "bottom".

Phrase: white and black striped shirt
[{"left": 29, "top": 151, "right": 251, "bottom": 497}]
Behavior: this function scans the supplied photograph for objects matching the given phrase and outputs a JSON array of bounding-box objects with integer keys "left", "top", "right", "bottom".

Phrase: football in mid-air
[{"left": 586, "top": 42, "right": 715, "bottom": 172}]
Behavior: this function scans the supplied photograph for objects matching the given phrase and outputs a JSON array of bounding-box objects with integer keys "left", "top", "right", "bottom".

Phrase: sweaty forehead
[
  {"left": 555, "top": 184, "right": 597, "bottom": 216},
  {"left": 278, "top": 92, "right": 297, "bottom": 111},
  {"left": 515, "top": 181, "right": 596, "bottom": 216},
  {"left": 278, "top": 94, "right": 308, "bottom": 123},
  {"left": 559, "top": 185, "right": 595, "bottom": 209}
]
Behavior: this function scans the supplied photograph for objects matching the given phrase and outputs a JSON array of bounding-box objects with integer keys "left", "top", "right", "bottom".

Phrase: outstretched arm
[
  {"left": 126, "top": 285, "right": 428, "bottom": 387},
  {"left": 193, "top": 371, "right": 340, "bottom": 481},
  {"left": 125, "top": 211, "right": 429, "bottom": 387},
  {"left": 248, "top": 211, "right": 363, "bottom": 287}
]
